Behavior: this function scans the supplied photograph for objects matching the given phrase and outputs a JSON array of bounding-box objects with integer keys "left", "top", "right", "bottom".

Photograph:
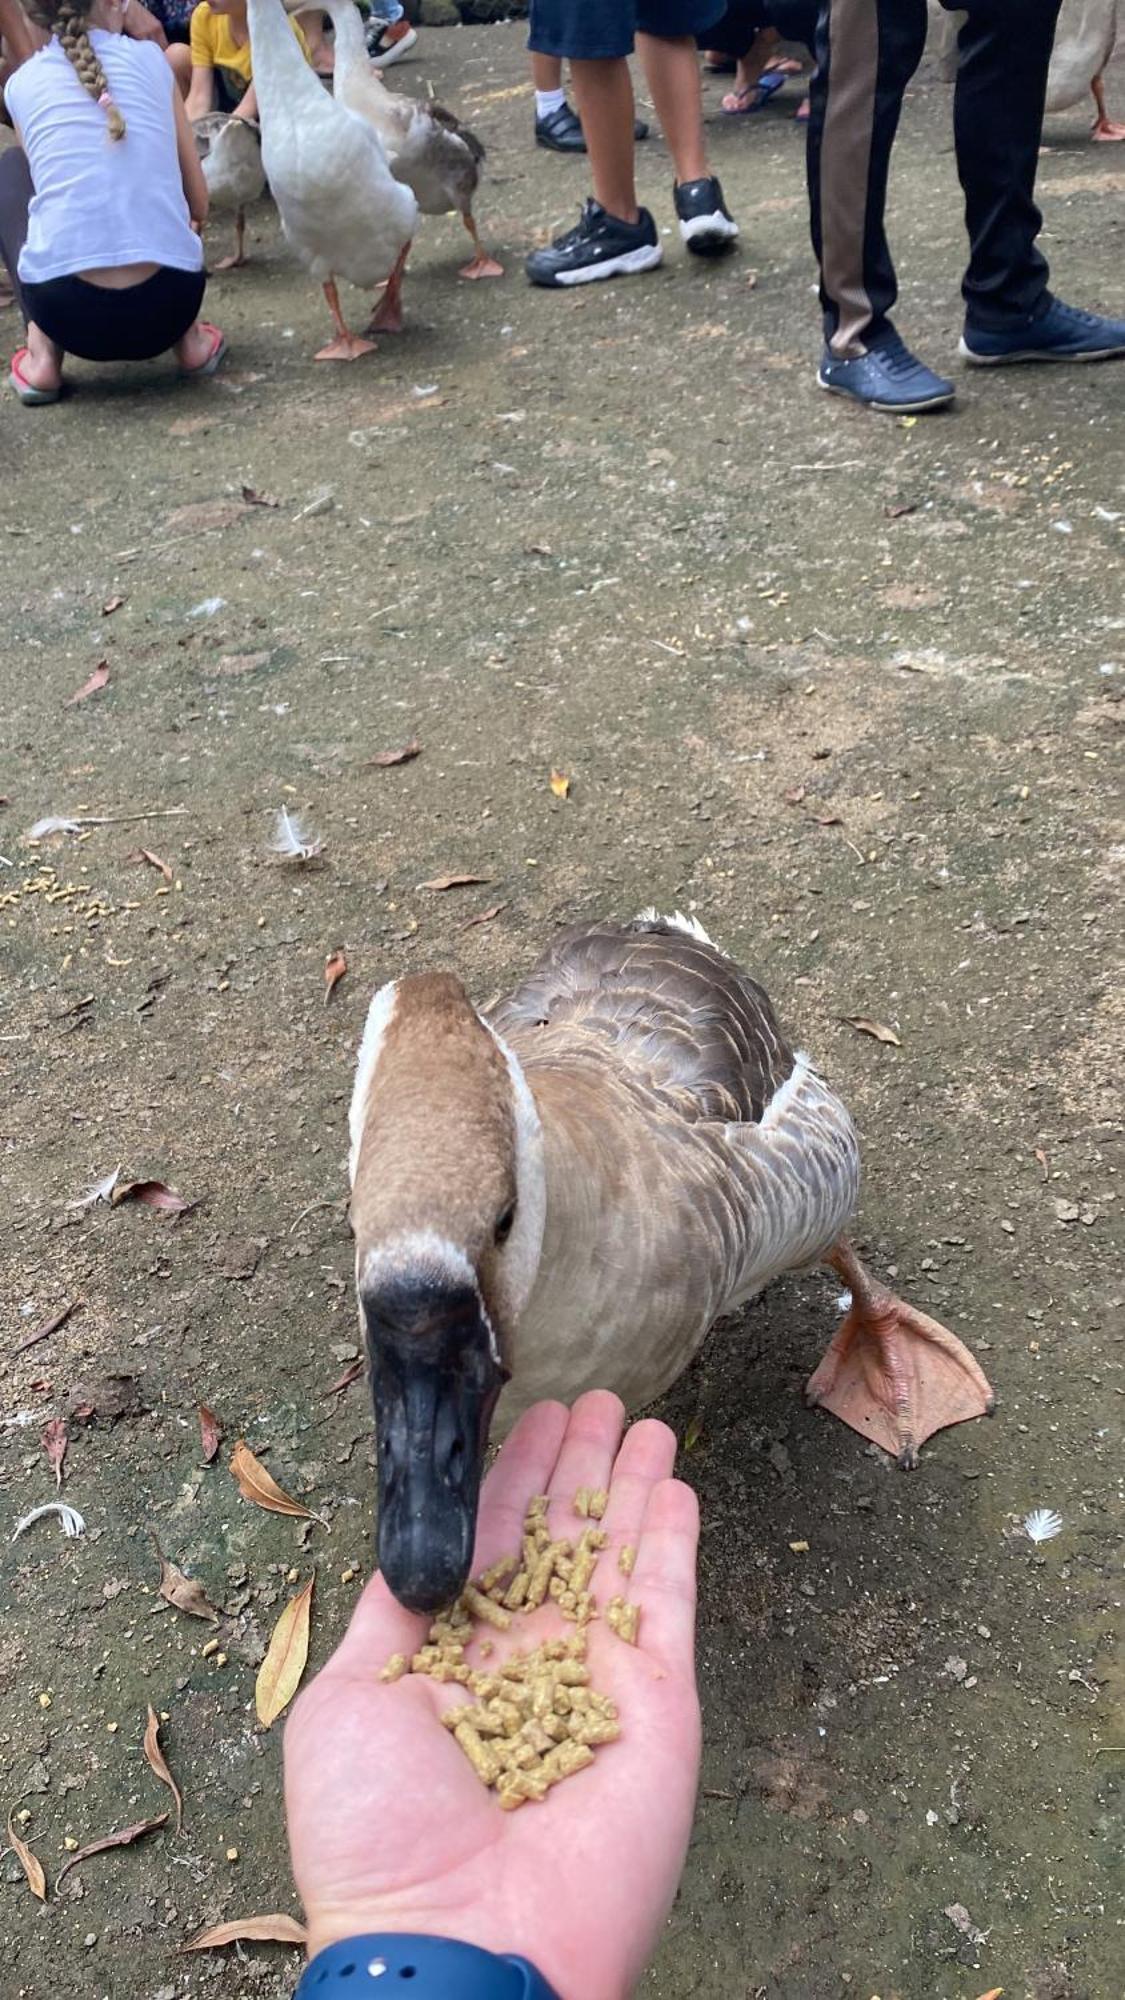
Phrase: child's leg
[
  {"left": 531, "top": 52, "right": 565, "bottom": 92},
  {"left": 635, "top": 32, "right": 707, "bottom": 183},
  {"left": 570, "top": 56, "right": 637, "bottom": 220}
]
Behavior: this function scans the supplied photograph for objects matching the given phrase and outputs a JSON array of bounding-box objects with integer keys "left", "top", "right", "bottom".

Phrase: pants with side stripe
[{"left": 808, "top": 0, "right": 1063, "bottom": 356}]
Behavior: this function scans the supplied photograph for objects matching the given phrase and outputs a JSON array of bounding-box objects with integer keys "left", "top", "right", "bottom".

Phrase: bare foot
[{"left": 21, "top": 322, "right": 64, "bottom": 394}]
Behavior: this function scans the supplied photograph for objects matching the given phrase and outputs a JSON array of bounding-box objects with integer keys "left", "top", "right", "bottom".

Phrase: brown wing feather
[
  {"left": 488, "top": 917, "right": 795, "bottom": 1126},
  {"left": 428, "top": 101, "right": 486, "bottom": 168}
]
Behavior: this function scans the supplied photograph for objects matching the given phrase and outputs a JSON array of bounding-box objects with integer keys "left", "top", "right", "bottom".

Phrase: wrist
[{"left": 296, "top": 1933, "right": 560, "bottom": 2000}]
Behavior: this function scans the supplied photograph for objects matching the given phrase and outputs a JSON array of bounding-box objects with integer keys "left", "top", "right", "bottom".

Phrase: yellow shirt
[{"left": 190, "top": 4, "right": 310, "bottom": 84}]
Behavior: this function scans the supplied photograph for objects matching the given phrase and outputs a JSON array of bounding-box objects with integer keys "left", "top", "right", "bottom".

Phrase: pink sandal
[
  {"left": 9, "top": 344, "right": 61, "bottom": 405},
  {"left": 179, "top": 321, "right": 228, "bottom": 380}
]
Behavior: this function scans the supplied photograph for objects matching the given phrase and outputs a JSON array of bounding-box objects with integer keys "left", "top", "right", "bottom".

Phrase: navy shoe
[
  {"left": 534, "top": 102, "right": 649, "bottom": 151},
  {"left": 960, "top": 296, "right": 1125, "bottom": 365},
  {"left": 818, "top": 330, "right": 955, "bottom": 413},
  {"left": 674, "top": 176, "right": 739, "bottom": 256},
  {"left": 526, "top": 200, "right": 662, "bottom": 288}
]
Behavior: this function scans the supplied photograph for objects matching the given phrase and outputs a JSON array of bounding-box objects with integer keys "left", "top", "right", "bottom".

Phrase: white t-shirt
[{"left": 6, "top": 32, "right": 203, "bottom": 283}]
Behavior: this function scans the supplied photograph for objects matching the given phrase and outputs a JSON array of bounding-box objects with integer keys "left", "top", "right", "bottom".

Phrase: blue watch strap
[{"left": 295, "top": 1934, "right": 562, "bottom": 1999}]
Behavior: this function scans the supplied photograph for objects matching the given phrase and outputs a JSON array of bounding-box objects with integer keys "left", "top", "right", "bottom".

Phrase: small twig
[
  {"left": 11, "top": 1299, "right": 82, "bottom": 1360},
  {"left": 288, "top": 1197, "right": 344, "bottom": 1236}
]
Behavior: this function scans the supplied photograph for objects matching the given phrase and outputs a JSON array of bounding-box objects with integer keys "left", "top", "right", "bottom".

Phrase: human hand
[{"left": 284, "top": 1392, "right": 701, "bottom": 2000}]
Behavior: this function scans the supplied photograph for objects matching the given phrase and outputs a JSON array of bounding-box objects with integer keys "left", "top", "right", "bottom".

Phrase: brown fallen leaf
[
  {"left": 198, "top": 1404, "right": 223, "bottom": 1465},
  {"left": 1034, "top": 1146, "right": 1049, "bottom": 1182},
  {"left": 241, "top": 485, "right": 279, "bottom": 509},
  {"left": 182, "top": 1914, "right": 307, "bottom": 1952},
  {"left": 325, "top": 1359, "right": 365, "bottom": 1396},
  {"left": 65, "top": 661, "right": 110, "bottom": 707},
  {"left": 143, "top": 1705, "right": 183, "bottom": 1834},
  {"left": 153, "top": 1537, "right": 222, "bottom": 1624},
  {"left": 229, "top": 1439, "right": 315, "bottom": 1520},
  {"left": 365, "top": 740, "right": 422, "bottom": 768},
  {"left": 256, "top": 1574, "right": 314, "bottom": 1727},
  {"left": 461, "top": 902, "right": 506, "bottom": 932},
  {"left": 843, "top": 1016, "right": 902, "bottom": 1048},
  {"left": 101, "top": 594, "right": 126, "bottom": 616},
  {"left": 784, "top": 786, "right": 806, "bottom": 805},
  {"left": 885, "top": 500, "right": 918, "bottom": 519},
  {"left": 111, "top": 1178, "right": 194, "bottom": 1215},
  {"left": 67, "top": 1369, "right": 142, "bottom": 1424},
  {"left": 55, "top": 1812, "right": 169, "bottom": 1888},
  {"left": 12, "top": 1298, "right": 81, "bottom": 1359},
  {"left": 549, "top": 769, "right": 571, "bottom": 800},
  {"left": 6, "top": 1807, "right": 47, "bottom": 1902},
  {"left": 128, "top": 847, "right": 173, "bottom": 883},
  {"left": 973, "top": 1990, "right": 1004, "bottom": 2000},
  {"left": 42, "top": 1417, "right": 68, "bottom": 1489},
  {"left": 324, "top": 949, "right": 347, "bottom": 1004},
  {"left": 812, "top": 812, "right": 843, "bottom": 827},
  {"left": 418, "top": 872, "right": 491, "bottom": 893}
]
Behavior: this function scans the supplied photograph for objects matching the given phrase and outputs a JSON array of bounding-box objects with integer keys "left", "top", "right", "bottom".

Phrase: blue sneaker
[
  {"left": 817, "top": 330, "right": 955, "bottom": 413},
  {"left": 960, "top": 296, "right": 1125, "bottom": 365}
]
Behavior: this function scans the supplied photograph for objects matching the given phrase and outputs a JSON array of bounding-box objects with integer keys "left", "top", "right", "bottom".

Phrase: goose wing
[{"left": 489, "top": 914, "right": 796, "bottom": 1125}]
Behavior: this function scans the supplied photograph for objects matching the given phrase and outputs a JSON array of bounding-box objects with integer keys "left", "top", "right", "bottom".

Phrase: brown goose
[{"left": 348, "top": 914, "right": 994, "bottom": 1612}]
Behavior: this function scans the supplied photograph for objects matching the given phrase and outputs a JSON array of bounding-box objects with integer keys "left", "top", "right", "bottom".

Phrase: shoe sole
[
  {"left": 531, "top": 243, "right": 664, "bottom": 288},
  {"left": 816, "top": 371, "right": 955, "bottom": 414},
  {"left": 370, "top": 28, "right": 417, "bottom": 67},
  {"left": 535, "top": 134, "right": 587, "bottom": 153},
  {"left": 959, "top": 335, "right": 1125, "bottom": 365},
  {"left": 679, "top": 214, "right": 740, "bottom": 257}
]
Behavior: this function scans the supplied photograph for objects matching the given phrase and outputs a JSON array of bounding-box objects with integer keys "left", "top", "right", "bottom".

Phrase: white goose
[
  {"left": 348, "top": 913, "right": 994, "bottom": 1612},
  {"left": 246, "top": 0, "right": 417, "bottom": 359},
  {"left": 931, "top": 1, "right": 1124, "bottom": 141},
  {"left": 194, "top": 114, "right": 267, "bottom": 271},
  {"left": 327, "top": 0, "right": 502, "bottom": 290}
]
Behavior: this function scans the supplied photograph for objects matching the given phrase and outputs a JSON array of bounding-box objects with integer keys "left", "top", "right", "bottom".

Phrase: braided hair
[{"left": 51, "top": 0, "right": 127, "bottom": 140}]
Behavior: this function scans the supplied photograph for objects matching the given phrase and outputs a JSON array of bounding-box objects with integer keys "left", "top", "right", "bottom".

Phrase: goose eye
[{"left": 494, "top": 1204, "right": 516, "bottom": 1247}]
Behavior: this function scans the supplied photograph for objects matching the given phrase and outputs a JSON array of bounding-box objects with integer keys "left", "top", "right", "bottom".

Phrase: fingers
[
  {"left": 630, "top": 1477, "right": 700, "bottom": 1678},
  {"left": 471, "top": 1399, "right": 570, "bottom": 1573},
  {"left": 599, "top": 1417, "right": 678, "bottom": 1546},
  {"left": 324, "top": 1567, "right": 428, "bottom": 1678},
  {"left": 544, "top": 1389, "right": 627, "bottom": 1531}
]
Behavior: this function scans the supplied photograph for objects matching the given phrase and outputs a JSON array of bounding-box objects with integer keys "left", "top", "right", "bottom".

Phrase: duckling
[
  {"left": 349, "top": 912, "right": 994, "bottom": 1612},
  {"left": 194, "top": 113, "right": 267, "bottom": 271},
  {"left": 246, "top": 0, "right": 417, "bottom": 359},
  {"left": 327, "top": 0, "right": 502, "bottom": 286}
]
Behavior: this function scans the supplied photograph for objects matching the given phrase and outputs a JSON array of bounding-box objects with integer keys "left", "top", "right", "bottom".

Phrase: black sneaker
[
  {"left": 526, "top": 200, "right": 663, "bottom": 288},
  {"left": 534, "top": 102, "right": 650, "bottom": 152},
  {"left": 674, "top": 176, "right": 739, "bottom": 257}
]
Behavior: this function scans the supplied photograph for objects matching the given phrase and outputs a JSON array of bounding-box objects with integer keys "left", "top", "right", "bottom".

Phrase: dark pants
[
  {"left": 807, "top": 0, "right": 1063, "bottom": 355},
  {"left": 0, "top": 146, "right": 205, "bottom": 361},
  {"left": 703, "top": 0, "right": 816, "bottom": 57}
]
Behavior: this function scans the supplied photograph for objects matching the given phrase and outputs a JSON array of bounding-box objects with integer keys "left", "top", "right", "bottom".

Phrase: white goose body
[
  {"left": 246, "top": 0, "right": 416, "bottom": 295},
  {"left": 349, "top": 913, "right": 993, "bottom": 1611}
]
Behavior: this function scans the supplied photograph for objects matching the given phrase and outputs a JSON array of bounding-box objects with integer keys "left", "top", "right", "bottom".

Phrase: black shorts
[
  {"left": 529, "top": 0, "right": 726, "bottom": 59},
  {"left": 22, "top": 266, "right": 206, "bottom": 362}
]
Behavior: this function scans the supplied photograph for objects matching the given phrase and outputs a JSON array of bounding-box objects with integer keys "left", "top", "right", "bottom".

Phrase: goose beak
[{"left": 362, "top": 1277, "right": 505, "bottom": 1615}]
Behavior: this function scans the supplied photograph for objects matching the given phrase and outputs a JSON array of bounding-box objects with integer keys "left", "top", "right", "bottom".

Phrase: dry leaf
[
  {"left": 12, "top": 1299, "right": 80, "bottom": 1358},
  {"left": 183, "top": 1914, "right": 307, "bottom": 1951},
  {"left": 325, "top": 1359, "right": 365, "bottom": 1395},
  {"left": 229, "top": 1439, "right": 314, "bottom": 1520},
  {"left": 812, "top": 812, "right": 843, "bottom": 827},
  {"left": 365, "top": 740, "right": 421, "bottom": 768},
  {"left": 973, "top": 1990, "right": 1004, "bottom": 2000},
  {"left": 461, "top": 902, "right": 506, "bottom": 932},
  {"left": 885, "top": 501, "right": 917, "bottom": 519},
  {"left": 129, "top": 847, "right": 173, "bottom": 883},
  {"left": 153, "top": 1538, "right": 222, "bottom": 1624},
  {"left": 102, "top": 594, "right": 126, "bottom": 616},
  {"left": 418, "top": 872, "right": 490, "bottom": 893},
  {"left": 65, "top": 662, "right": 110, "bottom": 707},
  {"left": 549, "top": 770, "right": 571, "bottom": 800},
  {"left": 6, "top": 1808, "right": 47, "bottom": 1902},
  {"left": 683, "top": 1413, "right": 703, "bottom": 1453},
  {"left": 843, "top": 1017, "right": 902, "bottom": 1048},
  {"left": 1034, "top": 1146, "right": 1049, "bottom": 1181},
  {"left": 241, "top": 485, "right": 279, "bottom": 508},
  {"left": 111, "top": 1178, "right": 193, "bottom": 1215},
  {"left": 198, "top": 1404, "right": 223, "bottom": 1465},
  {"left": 55, "top": 1813, "right": 168, "bottom": 1887},
  {"left": 323, "top": 949, "right": 347, "bottom": 1004},
  {"left": 784, "top": 786, "right": 807, "bottom": 805},
  {"left": 256, "top": 1574, "right": 314, "bottom": 1727},
  {"left": 143, "top": 1705, "right": 183, "bottom": 1834},
  {"left": 42, "top": 1417, "right": 68, "bottom": 1489}
]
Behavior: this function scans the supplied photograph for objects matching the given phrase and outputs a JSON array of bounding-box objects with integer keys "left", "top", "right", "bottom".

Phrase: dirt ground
[{"left": 2, "top": 22, "right": 1123, "bottom": 2000}]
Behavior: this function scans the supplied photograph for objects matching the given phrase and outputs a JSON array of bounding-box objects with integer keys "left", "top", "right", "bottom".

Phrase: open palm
[{"left": 285, "top": 1393, "right": 701, "bottom": 2000}]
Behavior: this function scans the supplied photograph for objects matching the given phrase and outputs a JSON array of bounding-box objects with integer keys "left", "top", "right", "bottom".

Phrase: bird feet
[
  {"left": 806, "top": 1241, "right": 994, "bottom": 1467},
  {"left": 212, "top": 251, "right": 248, "bottom": 272},
  {"left": 367, "top": 290, "right": 405, "bottom": 335},
  {"left": 314, "top": 332, "right": 376, "bottom": 362},
  {"left": 1092, "top": 116, "right": 1125, "bottom": 141},
  {"left": 458, "top": 251, "right": 504, "bottom": 281}
]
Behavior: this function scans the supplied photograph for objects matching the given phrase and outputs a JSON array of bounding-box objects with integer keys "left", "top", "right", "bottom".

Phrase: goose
[
  {"left": 246, "top": 0, "right": 418, "bottom": 359},
  {"left": 930, "top": 1, "right": 1124, "bottom": 141},
  {"left": 348, "top": 912, "right": 995, "bottom": 1613},
  {"left": 326, "top": 0, "right": 502, "bottom": 287},
  {"left": 194, "top": 113, "right": 268, "bottom": 272}
]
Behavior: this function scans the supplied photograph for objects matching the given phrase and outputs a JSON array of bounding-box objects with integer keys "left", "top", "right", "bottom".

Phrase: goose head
[{"left": 348, "top": 972, "right": 546, "bottom": 1614}]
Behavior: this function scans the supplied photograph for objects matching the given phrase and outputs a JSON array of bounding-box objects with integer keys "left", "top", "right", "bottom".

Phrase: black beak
[{"left": 362, "top": 1275, "right": 505, "bottom": 1615}]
